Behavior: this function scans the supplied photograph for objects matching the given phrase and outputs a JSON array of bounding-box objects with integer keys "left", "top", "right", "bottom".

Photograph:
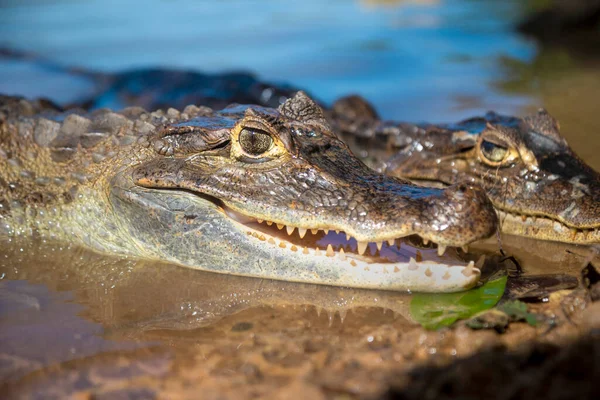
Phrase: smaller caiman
[
  {"left": 0, "top": 92, "right": 498, "bottom": 292},
  {"left": 330, "top": 95, "right": 600, "bottom": 244}
]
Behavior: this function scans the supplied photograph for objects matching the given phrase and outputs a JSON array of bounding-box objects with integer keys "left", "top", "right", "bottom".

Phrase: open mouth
[
  {"left": 123, "top": 181, "right": 484, "bottom": 291},
  {"left": 221, "top": 204, "right": 481, "bottom": 286}
]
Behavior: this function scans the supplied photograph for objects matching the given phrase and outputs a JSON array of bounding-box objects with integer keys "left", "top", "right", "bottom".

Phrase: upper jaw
[
  {"left": 133, "top": 152, "right": 498, "bottom": 249},
  {"left": 221, "top": 178, "right": 498, "bottom": 249}
]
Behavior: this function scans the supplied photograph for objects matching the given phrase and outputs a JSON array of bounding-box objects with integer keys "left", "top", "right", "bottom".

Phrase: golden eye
[
  {"left": 239, "top": 128, "right": 273, "bottom": 156},
  {"left": 480, "top": 140, "right": 508, "bottom": 163}
]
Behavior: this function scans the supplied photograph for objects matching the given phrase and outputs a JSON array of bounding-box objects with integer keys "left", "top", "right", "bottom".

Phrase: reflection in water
[
  {"left": 0, "top": 238, "right": 416, "bottom": 395},
  {"left": 0, "top": 231, "right": 594, "bottom": 396},
  {"left": 0, "top": 239, "right": 414, "bottom": 333}
]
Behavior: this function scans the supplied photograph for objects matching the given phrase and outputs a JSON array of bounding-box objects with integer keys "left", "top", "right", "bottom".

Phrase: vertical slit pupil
[{"left": 240, "top": 128, "right": 273, "bottom": 155}]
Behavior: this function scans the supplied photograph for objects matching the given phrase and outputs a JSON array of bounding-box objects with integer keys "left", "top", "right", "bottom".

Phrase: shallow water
[
  {"left": 1, "top": 0, "right": 600, "bottom": 397},
  {"left": 1, "top": 235, "right": 595, "bottom": 397}
]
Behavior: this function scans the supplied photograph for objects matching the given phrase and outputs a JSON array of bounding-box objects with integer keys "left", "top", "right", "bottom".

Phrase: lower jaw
[{"left": 497, "top": 210, "right": 600, "bottom": 244}]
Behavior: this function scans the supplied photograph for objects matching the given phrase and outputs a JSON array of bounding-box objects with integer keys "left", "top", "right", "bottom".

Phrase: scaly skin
[
  {"left": 330, "top": 95, "right": 600, "bottom": 244},
  {"left": 0, "top": 93, "right": 498, "bottom": 292}
]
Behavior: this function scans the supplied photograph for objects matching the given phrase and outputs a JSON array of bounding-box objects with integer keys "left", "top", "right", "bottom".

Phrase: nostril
[{"left": 458, "top": 184, "right": 468, "bottom": 193}]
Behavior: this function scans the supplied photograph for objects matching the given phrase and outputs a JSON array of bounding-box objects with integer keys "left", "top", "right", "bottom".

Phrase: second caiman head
[{"left": 331, "top": 96, "right": 600, "bottom": 244}]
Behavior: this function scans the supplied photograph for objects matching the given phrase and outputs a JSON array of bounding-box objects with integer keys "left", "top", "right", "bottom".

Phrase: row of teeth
[
  {"left": 246, "top": 228, "right": 481, "bottom": 277},
  {"left": 569, "top": 228, "right": 599, "bottom": 241},
  {"left": 503, "top": 212, "right": 599, "bottom": 239},
  {"left": 253, "top": 219, "right": 457, "bottom": 256}
]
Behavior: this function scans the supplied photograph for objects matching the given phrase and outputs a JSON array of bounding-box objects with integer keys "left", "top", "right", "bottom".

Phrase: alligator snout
[{"left": 424, "top": 182, "right": 498, "bottom": 247}]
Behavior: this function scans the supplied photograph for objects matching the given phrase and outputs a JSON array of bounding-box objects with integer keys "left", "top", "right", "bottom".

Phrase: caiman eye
[
  {"left": 239, "top": 128, "right": 273, "bottom": 156},
  {"left": 480, "top": 140, "right": 508, "bottom": 163}
]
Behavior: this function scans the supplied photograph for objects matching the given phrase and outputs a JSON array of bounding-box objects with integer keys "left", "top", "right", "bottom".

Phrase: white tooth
[
  {"left": 357, "top": 241, "right": 368, "bottom": 255},
  {"left": 387, "top": 239, "right": 395, "bottom": 246},
  {"left": 339, "top": 248, "right": 346, "bottom": 261},
  {"left": 416, "top": 250, "right": 422, "bottom": 262},
  {"left": 335, "top": 230, "right": 340, "bottom": 234},
  {"left": 461, "top": 245, "right": 469, "bottom": 253},
  {"left": 425, "top": 268, "right": 433, "bottom": 277},
  {"left": 286, "top": 225, "right": 295, "bottom": 235},
  {"left": 408, "top": 257, "right": 418, "bottom": 270},
  {"left": 257, "top": 219, "right": 263, "bottom": 224},
  {"left": 346, "top": 233, "right": 351, "bottom": 241},
  {"left": 476, "top": 255, "right": 486, "bottom": 269},
  {"left": 323, "top": 229, "right": 329, "bottom": 234},
  {"left": 423, "top": 239, "right": 429, "bottom": 245},
  {"left": 277, "top": 224, "right": 284, "bottom": 230},
  {"left": 326, "top": 244, "right": 334, "bottom": 257},
  {"left": 437, "top": 244, "right": 447, "bottom": 256},
  {"left": 571, "top": 229, "right": 578, "bottom": 240},
  {"left": 376, "top": 241, "right": 383, "bottom": 251},
  {"left": 462, "top": 260, "right": 475, "bottom": 276},
  {"left": 266, "top": 221, "right": 273, "bottom": 226},
  {"left": 311, "top": 229, "right": 319, "bottom": 235},
  {"left": 442, "top": 271, "right": 451, "bottom": 280},
  {"left": 315, "top": 247, "right": 321, "bottom": 256},
  {"left": 298, "top": 228, "right": 307, "bottom": 239}
]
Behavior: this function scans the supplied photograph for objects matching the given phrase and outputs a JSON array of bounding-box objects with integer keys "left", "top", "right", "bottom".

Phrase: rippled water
[{"left": 1, "top": 0, "right": 600, "bottom": 397}]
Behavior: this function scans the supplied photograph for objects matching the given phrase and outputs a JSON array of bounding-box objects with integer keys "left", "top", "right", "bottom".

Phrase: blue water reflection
[{"left": 0, "top": 0, "right": 536, "bottom": 121}]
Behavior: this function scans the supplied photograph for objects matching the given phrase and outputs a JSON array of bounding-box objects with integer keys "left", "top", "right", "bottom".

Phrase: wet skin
[
  {"left": 0, "top": 93, "right": 498, "bottom": 292},
  {"left": 330, "top": 95, "right": 600, "bottom": 244}
]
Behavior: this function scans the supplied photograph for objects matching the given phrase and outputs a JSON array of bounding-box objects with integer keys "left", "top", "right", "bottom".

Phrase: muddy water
[
  {"left": 2, "top": 0, "right": 600, "bottom": 398},
  {"left": 1, "top": 234, "right": 597, "bottom": 398}
]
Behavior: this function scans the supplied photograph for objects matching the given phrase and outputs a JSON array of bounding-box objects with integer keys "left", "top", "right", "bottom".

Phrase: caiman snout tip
[{"left": 430, "top": 181, "right": 498, "bottom": 245}]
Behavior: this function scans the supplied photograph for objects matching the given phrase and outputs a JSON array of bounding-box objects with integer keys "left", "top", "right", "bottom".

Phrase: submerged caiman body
[
  {"left": 330, "top": 96, "right": 600, "bottom": 244},
  {"left": 0, "top": 93, "right": 498, "bottom": 292}
]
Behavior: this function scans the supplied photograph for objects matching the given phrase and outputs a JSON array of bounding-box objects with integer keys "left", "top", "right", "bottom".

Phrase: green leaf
[
  {"left": 498, "top": 300, "right": 538, "bottom": 326},
  {"left": 410, "top": 275, "right": 508, "bottom": 330}
]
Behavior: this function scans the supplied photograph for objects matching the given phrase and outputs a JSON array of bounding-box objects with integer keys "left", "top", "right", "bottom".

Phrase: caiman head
[
  {"left": 109, "top": 92, "right": 498, "bottom": 292},
  {"left": 332, "top": 96, "right": 600, "bottom": 244}
]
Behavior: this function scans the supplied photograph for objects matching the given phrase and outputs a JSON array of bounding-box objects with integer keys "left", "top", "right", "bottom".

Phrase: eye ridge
[
  {"left": 239, "top": 127, "right": 273, "bottom": 156},
  {"left": 480, "top": 139, "right": 508, "bottom": 163}
]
